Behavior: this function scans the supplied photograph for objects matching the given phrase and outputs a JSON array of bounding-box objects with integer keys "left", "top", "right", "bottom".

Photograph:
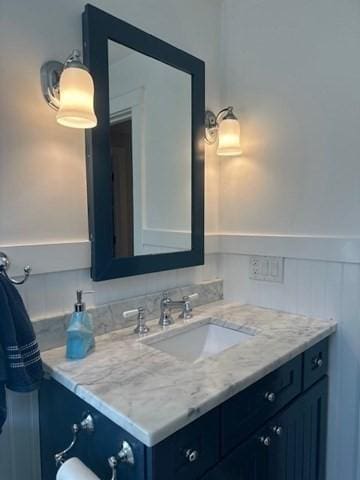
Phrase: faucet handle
[
  {"left": 161, "top": 291, "right": 171, "bottom": 301},
  {"left": 123, "top": 308, "right": 140, "bottom": 319},
  {"left": 123, "top": 307, "right": 150, "bottom": 335},
  {"left": 185, "top": 293, "right": 199, "bottom": 303},
  {"left": 179, "top": 293, "right": 199, "bottom": 319}
]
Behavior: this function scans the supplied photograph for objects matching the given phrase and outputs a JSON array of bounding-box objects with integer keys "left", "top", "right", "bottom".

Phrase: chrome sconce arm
[
  {"left": 205, "top": 106, "right": 236, "bottom": 144},
  {"left": 205, "top": 106, "right": 242, "bottom": 156},
  {"left": 40, "top": 50, "right": 87, "bottom": 112}
]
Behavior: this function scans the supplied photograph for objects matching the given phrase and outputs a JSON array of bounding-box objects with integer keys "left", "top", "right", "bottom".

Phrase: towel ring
[{"left": 0, "top": 252, "right": 31, "bottom": 285}]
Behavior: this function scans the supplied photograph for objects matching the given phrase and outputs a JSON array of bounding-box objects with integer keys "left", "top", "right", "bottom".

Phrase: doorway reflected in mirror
[{"left": 108, "top": 40, "right": 192, "bottom": 258}]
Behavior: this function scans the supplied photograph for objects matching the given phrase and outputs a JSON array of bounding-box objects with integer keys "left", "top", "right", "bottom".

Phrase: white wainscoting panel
[{"left": 219, "top": 253, "right": 360, "bottom": 480}]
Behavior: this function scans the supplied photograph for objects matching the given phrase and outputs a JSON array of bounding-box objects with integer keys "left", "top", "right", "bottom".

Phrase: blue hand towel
[
  {"left": 0, "top": 274, "right": 43, "bottom": 432},
  {"left": 0, "top": 274, "right": 43, "bottom": 391}
]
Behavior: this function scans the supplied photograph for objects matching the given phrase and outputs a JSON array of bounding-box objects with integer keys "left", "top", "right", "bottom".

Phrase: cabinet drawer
[
  {"left": 303, "top": 338, "right": 328, "bottom": 390},
  {"left": 221, "top": 355, "right": 302, "bottom": 455},
  {"left": 147, "top": 408, "right": 220, "bottom": 480}
]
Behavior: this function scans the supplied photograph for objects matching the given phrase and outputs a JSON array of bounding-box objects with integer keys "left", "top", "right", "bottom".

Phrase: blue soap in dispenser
[{"left": 66, "top": 290, "right": 95, "bottom": 360}]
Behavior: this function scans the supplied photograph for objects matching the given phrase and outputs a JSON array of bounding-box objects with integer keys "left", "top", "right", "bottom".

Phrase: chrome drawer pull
[
  {"left": 259, "top": 436, "right": 271, "bottom": 447},
  {"left": 272, "top": 425, "right": 283, "bottom": 436},
  {"left": 186, "top": 449, "right": 199, "bottom": 462},
  {"left": 264, "top": 391, "right": 276, "bottom": 403}
]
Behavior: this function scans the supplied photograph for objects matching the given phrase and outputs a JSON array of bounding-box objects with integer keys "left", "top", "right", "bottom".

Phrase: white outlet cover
[{"left": 249, "top": 256, "right": 284, "bottom": 283}]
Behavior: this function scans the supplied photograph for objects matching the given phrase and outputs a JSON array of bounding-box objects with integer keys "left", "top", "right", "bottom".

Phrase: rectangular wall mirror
[{"left": 83, "top": 4, "right": 205, "bottom": 280}]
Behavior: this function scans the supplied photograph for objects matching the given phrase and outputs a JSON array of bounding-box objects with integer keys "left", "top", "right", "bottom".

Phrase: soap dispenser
[{"left": 66, "top": 290, "right": 95, "bottom": 360}]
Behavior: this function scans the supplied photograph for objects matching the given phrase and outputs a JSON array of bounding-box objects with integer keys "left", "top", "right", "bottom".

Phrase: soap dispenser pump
[{"left": 66, "top": 290, "right": 95, "bottom": 360}]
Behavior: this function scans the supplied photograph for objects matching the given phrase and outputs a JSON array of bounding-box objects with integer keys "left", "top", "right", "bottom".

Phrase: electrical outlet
[{"left": 249, "top": 256, "right": 284, "bottom": 283}]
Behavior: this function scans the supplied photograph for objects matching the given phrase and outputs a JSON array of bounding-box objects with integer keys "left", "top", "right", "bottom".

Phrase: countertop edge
[{"left": 44, "top": 322, "right": 336, "bottom": 447}]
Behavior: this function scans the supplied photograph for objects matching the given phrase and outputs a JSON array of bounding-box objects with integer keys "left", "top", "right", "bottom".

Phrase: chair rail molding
[
  {"left": 219, "top": 234, "right": 360, "bottom": 264},
  {"left": 2, "top": 234, "right": 360, "bottom": 277},
  {"left": 0, "top": 241, "right": 91, "bottom": 276}
]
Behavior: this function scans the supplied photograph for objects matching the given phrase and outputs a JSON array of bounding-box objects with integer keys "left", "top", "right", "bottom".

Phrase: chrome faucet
[
  {"left": 159, "top": 292, "right": 199, "bottom": 327},
  {"left": 123, "top": 307, "right": 150, "bottom": 335}
]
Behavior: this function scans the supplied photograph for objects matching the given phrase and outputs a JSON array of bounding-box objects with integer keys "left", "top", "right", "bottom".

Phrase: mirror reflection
[{"left": 108, "top": 40, "right": 192, "bottom": 257}]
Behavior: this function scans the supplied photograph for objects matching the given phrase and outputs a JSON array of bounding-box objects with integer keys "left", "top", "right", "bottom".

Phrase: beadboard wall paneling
[
  {"left": 219, "top": 253, "right": 360, "bottom": 480},
  {"left": 0, "top": 390, "right": 40, "bottom": 480}
]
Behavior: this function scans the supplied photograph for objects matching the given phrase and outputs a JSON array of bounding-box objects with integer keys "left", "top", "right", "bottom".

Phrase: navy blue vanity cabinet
[
  {"left": 272, "top": 376, "right": 328, "bottom": 480},
  {"left": 202, "top": 376, "right": 328, "bottom": 480},
  {"left": 221, "top": 355, "right": 302, "bottom": 455},
  {"left": 39, "top": 338, "right": 329, "bottom": 480},
  {"left": 146, "top": 408, "right": 220, "bottom": 480},
  {"left": 201, "top": 423, "right": 270, "bottom": 480}
]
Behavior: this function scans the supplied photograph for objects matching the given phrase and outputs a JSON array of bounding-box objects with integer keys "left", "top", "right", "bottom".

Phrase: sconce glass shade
[
  {"left": 217, "top": 117, "right": 242, "bottom": 156},
  {"left": 56, "top": 66, "right": 97, "bottom": 129}
]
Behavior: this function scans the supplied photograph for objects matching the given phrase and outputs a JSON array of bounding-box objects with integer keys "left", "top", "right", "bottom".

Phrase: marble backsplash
[{"left": 34, "top": 278, "right": 223, "bottom": 351}]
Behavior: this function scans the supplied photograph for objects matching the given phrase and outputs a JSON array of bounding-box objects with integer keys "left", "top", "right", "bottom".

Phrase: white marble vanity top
[{"left": 42, "top": 302, "right": 336, "bottom": 446}]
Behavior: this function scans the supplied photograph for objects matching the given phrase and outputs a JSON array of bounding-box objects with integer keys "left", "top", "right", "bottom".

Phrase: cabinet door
[
  {"left": 203, "top": 377, "right": 328, "bottom": 480},
  {"left": 202, "top": 425, "right": 269, "bottom": 480},
  {"left": 221, "top": 355, "right": 302, "bottom": 455},
  {"left": 269, "top": 377, "right": 328, "bottom": 480}
]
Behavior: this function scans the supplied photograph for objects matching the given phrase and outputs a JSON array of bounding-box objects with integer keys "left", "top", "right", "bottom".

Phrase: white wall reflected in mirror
[{"left": 108, "top": 40, "right": 192, "bottom": 257}]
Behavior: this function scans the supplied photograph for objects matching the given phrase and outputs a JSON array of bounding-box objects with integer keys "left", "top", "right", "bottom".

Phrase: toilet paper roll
[{"left": 56, "top": 457, "right": 100, "bottom": 480}]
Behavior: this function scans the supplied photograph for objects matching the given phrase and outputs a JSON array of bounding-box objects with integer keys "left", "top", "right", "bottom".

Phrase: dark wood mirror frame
[{"left": 82, "top": 4, "right": 205, "bottom": 281}]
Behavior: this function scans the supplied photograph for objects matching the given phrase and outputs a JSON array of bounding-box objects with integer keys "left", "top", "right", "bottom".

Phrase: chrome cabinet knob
[
  {"left": 272, "top": 425, "right": 283, "bottom": 436},
  {"left": 259, "top": 436, "right": 271, "bottom": 447},
  {"left": 312, "top": 356, "right": 323, "bottom": 369},
  {"left": 265, "top": 391, "right": 276, "bottom": 403},
  {"left": 186, "top": 449, "right": 199, "bottom": 463}
]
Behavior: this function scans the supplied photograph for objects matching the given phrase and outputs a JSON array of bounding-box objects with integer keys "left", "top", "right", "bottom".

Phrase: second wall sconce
[
  {"left": 40, "top": 49, "right": 97, "bottom": 129},
  {"left": 205, "top": 106, "right": 242, "bottom": 156}
]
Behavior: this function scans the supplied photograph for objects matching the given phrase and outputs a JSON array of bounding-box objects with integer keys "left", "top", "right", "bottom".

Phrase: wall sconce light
[
  {"left": 40, "top": 49, "right": 97, "bottom": 129},
  {"left": 205, "top": 106, "right": 242, "bottom": 156}
]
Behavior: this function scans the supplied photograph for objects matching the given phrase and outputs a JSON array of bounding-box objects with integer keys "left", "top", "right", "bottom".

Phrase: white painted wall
[
  {"left": 219, "top": 2, "right": 360, "bottom": 479},
  {"left": 0, "top": 1, "right": 222, "bottom": 478},
  {"left": 0, "top": 0, "right": 221, "bottom": 247},
  {"left": 0, "top": 0, "right": 222, "bottom": 301},
  {"left": 109, "top": 50, "right": 192, "bottom": 253},
  {"left": 220, "top": 0, "right": 360, "bottom": 236}
]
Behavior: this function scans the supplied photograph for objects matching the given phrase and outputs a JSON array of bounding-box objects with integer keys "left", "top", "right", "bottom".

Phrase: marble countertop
[{"left": 42, "top": 302, "right": 336, "bottom": 447}]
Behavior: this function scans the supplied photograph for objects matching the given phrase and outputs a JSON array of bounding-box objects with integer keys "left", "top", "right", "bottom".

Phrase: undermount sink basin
[{"left": 148, "top": 322, "right": 254, "bottom": 363}]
